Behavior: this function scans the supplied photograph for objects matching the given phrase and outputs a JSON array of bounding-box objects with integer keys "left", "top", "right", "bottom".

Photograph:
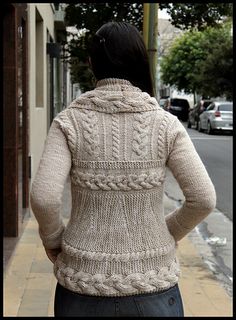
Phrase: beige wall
[{"left": 28, "top": 3, "right": 55, "bottom": 181}]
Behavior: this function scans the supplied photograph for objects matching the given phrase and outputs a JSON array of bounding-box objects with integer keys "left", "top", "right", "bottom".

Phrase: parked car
[
  {"left": 164, "top": 98, "right": 190, "bottom": 121},
  {"left": 198, "top": 101, "right": 233, "bottom": 134},
  {"left": 158, "top": 98, "right": 167, "bottom": 109},
  {"left": 187, "top": 100, "right": 213, "bottom": 129}
]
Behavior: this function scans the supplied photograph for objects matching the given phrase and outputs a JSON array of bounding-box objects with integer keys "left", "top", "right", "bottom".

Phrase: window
[
  {"left": 171, "top": 98, "right": 189, "bottom": 108},
  {"left": 218, "top": 104, "right": 233, "bottom": 111},
  {"left": 203, "top": 101, "right": 213, "bottom": 109},
  {"left": 206, "top": 104, "right": 215, "bottom": 111}
]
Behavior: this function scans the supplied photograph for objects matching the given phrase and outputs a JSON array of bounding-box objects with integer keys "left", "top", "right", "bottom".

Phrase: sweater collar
[
  {"left": 69, "top": 78, "right": 159, "bottom": 114},
  {"left": 95, "top": 78, "right": 142, "bottom": 92}
]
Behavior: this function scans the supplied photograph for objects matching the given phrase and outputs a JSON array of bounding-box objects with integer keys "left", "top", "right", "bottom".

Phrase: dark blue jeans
[{"left": 54, "top": 282, "right": 184, "bottom": 317}]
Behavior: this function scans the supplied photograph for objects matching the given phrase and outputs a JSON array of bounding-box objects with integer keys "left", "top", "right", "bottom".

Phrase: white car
[{"left": 198, "top": 101, "right": 233, "bottom": 134}]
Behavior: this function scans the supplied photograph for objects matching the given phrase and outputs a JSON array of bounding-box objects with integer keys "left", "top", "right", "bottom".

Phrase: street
[{"left": 184, "top": 124, "right": 233, "bottom": 221}]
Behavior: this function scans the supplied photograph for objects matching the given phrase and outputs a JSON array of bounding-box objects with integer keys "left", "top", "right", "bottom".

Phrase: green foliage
[
  {"left": 160, "top": 22, "right": 233, "bottom": 99},
  {"left": 159, "top": 3, "right": 233, "bottom": 31},
  {"left": 195, "top": 23, "right": 233, "bottom": 100},
  {"left": 69, "top": 58, "right": 96, "bottom": 92},
  {"left": 160, "top": 31, "right": 205, "bottom": 93},
  {"left": 65, "top": 3, "right": 233, "bottom": 94},
  {"left": 63, "top": 3, "right": 143, "bottom": 92}
]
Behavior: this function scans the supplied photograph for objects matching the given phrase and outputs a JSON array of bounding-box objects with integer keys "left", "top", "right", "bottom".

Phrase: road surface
[{"left": 185, "top": 124, "right": 233, "bottom": 221}]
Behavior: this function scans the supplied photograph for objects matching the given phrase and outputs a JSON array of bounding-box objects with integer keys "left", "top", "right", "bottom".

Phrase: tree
[
  {"left": 63, "top": 3, "right": 143, "bottom": 91},
  {"left": 160, "top": 22, "right": 233, "bottom": 99},
  {"left": 160, "top": 31, "right": 205, "bottom": 94},
  {"left": 195, "top": 22, "right": 233, "bottom": 100},
  {"left": 64, "top": 3, "right": 233, "bottom": 92},
  {"left": 159, "top": 3, "right": 233, "bottom": 31}
]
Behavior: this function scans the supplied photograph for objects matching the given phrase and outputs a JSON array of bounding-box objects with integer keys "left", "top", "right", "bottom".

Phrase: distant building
[
  {"left": 158, "top": 18, "right": 183, "bottom": 57},
  {"left": 3, "top": 4, "right": 72, "bottom": 245},
  {"left": 157, "top": 18, "right": 194, "bottom": 105}
]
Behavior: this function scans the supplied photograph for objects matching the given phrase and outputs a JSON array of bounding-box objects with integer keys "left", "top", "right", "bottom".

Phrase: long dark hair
[{"left": 89, "top": 21, "right": 154, "bottom": 97}]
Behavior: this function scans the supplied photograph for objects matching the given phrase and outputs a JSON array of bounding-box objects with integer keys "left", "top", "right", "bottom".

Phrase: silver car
[{"left": 198, "top": 101, "right": 233, "bottom": 134}]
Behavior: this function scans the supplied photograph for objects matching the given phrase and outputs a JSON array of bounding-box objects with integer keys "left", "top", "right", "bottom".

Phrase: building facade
[
  {"left": 3, "top": 3, "right": 71, "bottom": 247},
  {"left": 3, "top": 3, "right": 29, "bottom": 238},
  {"left": 156, "top": 19, "right": 194, "bottom": 107},
  {"left": 157, "top": 18, "right": 183, "bottom": 100}
]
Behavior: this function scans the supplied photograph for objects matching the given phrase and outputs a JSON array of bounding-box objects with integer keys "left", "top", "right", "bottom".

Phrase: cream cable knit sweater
[{"left": 30, "top": 78, "right": 216, "bottom": 297}]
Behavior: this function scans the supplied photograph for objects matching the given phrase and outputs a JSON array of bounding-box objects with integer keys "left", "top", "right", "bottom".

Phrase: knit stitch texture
[{"left": 30, "top": 78, "right": 216, "bottom": 297}]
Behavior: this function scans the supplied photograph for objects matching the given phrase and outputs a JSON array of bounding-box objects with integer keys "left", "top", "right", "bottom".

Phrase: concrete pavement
[{"left": 3, "top": 182, "right": 233, "bottom": 317}]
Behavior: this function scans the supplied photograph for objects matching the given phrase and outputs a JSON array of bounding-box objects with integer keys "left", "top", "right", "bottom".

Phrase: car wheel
[
  {"left": 207, "top": 121, "right": 213, "bottom": 134},
  {"left": 198, "top": 120, "right": 203, "bottom": 132},
  {"left": 187, "top": 120, "right": 191, "bottom": 128}
]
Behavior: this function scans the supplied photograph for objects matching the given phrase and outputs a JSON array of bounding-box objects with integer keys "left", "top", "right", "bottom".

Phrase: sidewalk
[{"left": 3, "top": 186, "right": 233, "bottom": 317}]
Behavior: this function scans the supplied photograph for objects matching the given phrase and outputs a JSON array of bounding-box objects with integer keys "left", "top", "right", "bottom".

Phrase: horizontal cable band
[
  {"left": 54, "top": 259, "right": 180, "bottom": 297},
  {"left": 70, "top": 170, "right": 165, "bottom": 191}
]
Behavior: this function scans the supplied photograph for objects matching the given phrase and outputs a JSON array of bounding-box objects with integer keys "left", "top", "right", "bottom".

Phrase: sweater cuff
[
  {"left": 165, "top": 208, "right": 192, "bottom": 242},
  {"left": 39, "top": 224, "right": 65, "bottom": 249}
]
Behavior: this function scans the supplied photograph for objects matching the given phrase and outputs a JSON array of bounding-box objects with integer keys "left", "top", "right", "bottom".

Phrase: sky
[{"left": 158, "top": 8, "right": 171, "bottom": 20}]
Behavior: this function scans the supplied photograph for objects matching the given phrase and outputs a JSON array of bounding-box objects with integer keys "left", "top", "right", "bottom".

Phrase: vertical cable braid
[
  {"left": 124, "top": 114, "right": 127, "bottom": 160},
  {"left": 157, "top": 113, "right": 169, "bottom": 160},
  {"left": 101, "top": 113, "right": 107, "bottom": 160},
  {"left": 112, "top": 114, "right": 120, "bottom": 160},
  {"left": 80, "top": 109, "right": 99, "bottom": 158},
  {"left": 150, "top": 111, "right": 158, "bottom": 159},
  {"left": 132, "top": 113, "right": 152, "bottom": 159}
]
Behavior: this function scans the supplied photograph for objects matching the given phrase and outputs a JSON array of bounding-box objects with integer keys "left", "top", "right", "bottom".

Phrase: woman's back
[
  {"left": 30, "top": 21, "right": 216, "bottom": 315},
  {"left": 31, "top": 77, "right": 216, "bottom": 297}
]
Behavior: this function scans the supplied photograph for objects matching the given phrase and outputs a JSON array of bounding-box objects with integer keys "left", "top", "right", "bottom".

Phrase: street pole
[
  {"left": 148, "top": 3, "right": 158, "bottom": 98},
  {"left": 143, "top": 3, "right": 150, "bottom": 49}
]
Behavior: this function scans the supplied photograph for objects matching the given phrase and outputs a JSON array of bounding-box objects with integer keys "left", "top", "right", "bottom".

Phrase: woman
[{"left": 30, "top": 21, "right": 216, "bottom": 317}]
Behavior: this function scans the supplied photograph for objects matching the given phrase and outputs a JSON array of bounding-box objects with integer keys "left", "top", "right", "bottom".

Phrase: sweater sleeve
[
  {"left": 165, "top": 118, "right": 216, "bottom": 241},
  {"left": 30, "top": 117, "right": 72, "bottom": 249}
]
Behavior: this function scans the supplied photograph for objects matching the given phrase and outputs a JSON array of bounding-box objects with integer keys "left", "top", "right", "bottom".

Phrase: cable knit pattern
[
  {"left": 30, "top": 78, "right": 216, "bottom": 297},
  {"left": 132, "top": 112, "right": 152, "bottom": 159},
  {"left": 79, "top": 109, "right": 99, "bottom": 158},
  {"left": 70, "top": 169, "right": 165, "bottom": 191},
  {"left": 157, "top": 112, "right": 170, "bottom": 160},
  {"left": 54, "top": 258, "right": 180, "bottom": 297},
  {"left": 112, "top": 114, "right": 120, "bottom": 160},
  {"left": 69, "top": 80, "right": 157, "bottom": 114}
]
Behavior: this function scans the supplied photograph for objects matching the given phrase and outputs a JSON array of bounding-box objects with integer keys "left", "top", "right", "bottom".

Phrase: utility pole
[
  {"left": 143, "top": 3, "right": 159, "bottom": 98},
  {"left": 143, "top": 3, "right": 150, "bottom": 48},
  {"left": 148, "top": 3, "right": 158, "bottom": 98}
]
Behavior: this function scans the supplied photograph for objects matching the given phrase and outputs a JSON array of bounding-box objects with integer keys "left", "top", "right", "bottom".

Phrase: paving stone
[
  {"left": 30, "top": 259, "right": 54, "bottom": 273},
  {"left": 17, "top": 289, "right": 51, "bottom": 317}
]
